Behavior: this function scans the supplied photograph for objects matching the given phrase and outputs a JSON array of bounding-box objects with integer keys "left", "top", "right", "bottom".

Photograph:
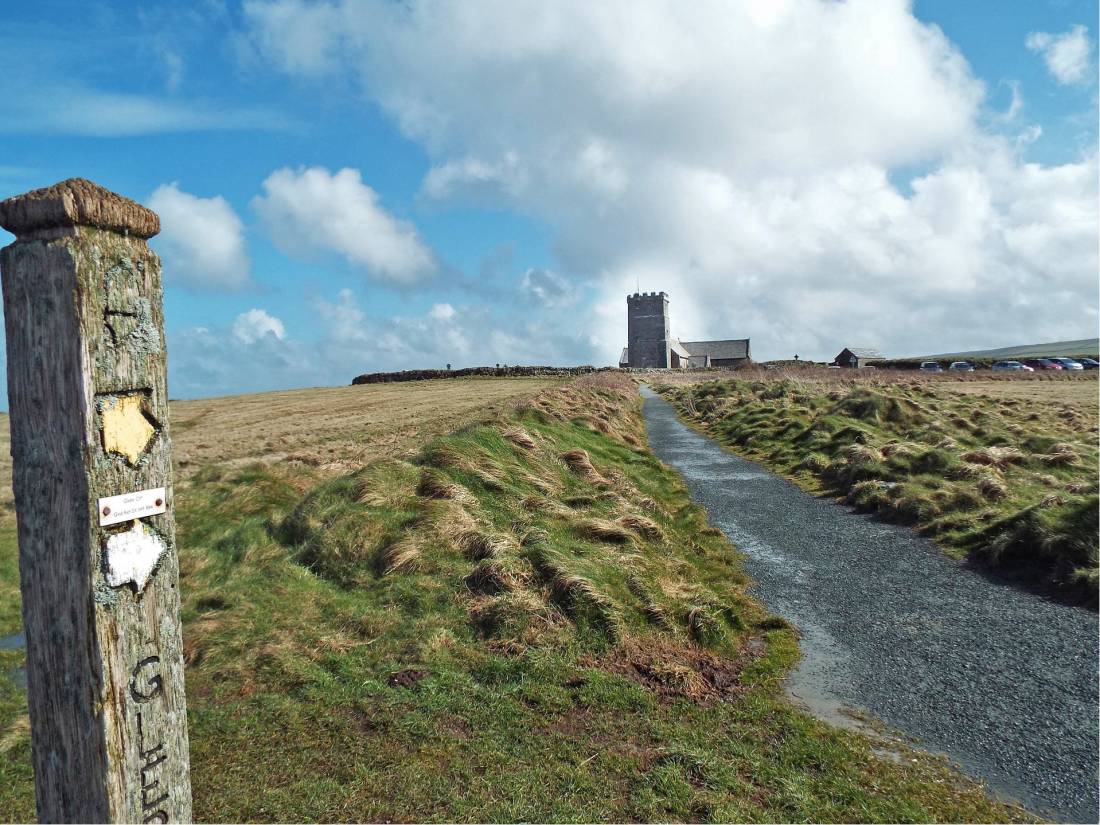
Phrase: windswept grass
[
  {"left": 0, "top": 375, "right": 1030, "bottom": 821},
  {"left": 659, "top": 374, "right": 1099, "bottom": 604}
]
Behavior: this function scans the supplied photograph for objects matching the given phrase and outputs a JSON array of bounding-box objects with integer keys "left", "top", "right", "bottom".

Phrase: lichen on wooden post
[{"left": 0, "top": 179, "right": 191, "bottom": 823}]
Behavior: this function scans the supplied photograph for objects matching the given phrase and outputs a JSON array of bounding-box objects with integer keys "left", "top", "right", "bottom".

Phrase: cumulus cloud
[
  {"left": 233, "top": 308, "right": 286, "bottom": 343},
  {"left": 520, "top": 268, "right": 578, "bottom": 308},
  {"left": 147, "top": 183, "right": 252, "bottom": 290},
  {"left": 166, "top": 278, "right": 628, "bottom": 399},
  {"left": 243, "top": 0, "right": 1098, "bottom": 361},
  {"left": 169, "top": 322, "right": 312, "bottom": 399},
  {"left": 1026, "top": 25, "right": 1092, "bottom": 86},
  {"left": 312, "top": 289, "right": 596, "bottom": 371},
  {"left": 428, "top": 302, "right": 456, "bottom": 320},
  {"left": 251, "top": 166, "right": 436, "bottom": 284},
  {"left": 240, "top": 0, "right": 347, "bottom": 76}
]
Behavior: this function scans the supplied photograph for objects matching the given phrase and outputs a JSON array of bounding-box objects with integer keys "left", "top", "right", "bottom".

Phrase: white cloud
[
  {"left": 169, "top": 321, "right": 314, "bottom": 399},
  {"left": 428, "top": 302, "right": 456, "bottom": 320},
  {"left": 311, "top": 289, "right": 596, "bottom": 371},
  {"left": 147, "top": 183, "right": 252, "bottom": 290},
  {"left": 0, "top": 13, "right": 291, "bottom": 138},
  {"left": 233, "top": 308, "right": 286, "bottom": 344},
  {"left": 520, "top": 268, "right": 578, "bottom": 308},
  {"left": 243, "top": 0, "right": 1098, "bottom": 362},
  {"left": 251, "top": 166, "right": 436, "bottom": 284},
  {"left": 1026, "top": 25, "right": 1092, "bottom": 86},
  {"left": 0, "top": 87, "right": 289, "bottom": 137},
  {"left": 422, "top": 153, "right": 527, "bottom": 201},
  {"left": 165, "top": 278, "right": 627, "bottom": 400},
  {"left": 240, "top": 0, "right": 347, "bottom": 76}
]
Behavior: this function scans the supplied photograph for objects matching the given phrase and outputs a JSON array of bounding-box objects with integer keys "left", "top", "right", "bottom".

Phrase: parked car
[
  {"left": 919, "top": 361, "right": 943, "bottom": 372},
  {"left": 991, "top": 360, "right": 1034, "bottom": 372},
  {"left": 1023, "top": 358, "right": 1063, "bottom": 371},
  {"left": 1076, "top": 357, "right": 1099, "bottom": 370},
  {"left": 948, "top": 361, "right": 974, "bottom": 372},
  {"left": 1049, "top": 357, "right": 1084, "bottom": 370}
]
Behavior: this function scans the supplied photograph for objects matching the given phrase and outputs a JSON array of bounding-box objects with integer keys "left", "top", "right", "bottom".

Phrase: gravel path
[{"left": 641, "top": 387, "right": 1099, "bottom": 823}]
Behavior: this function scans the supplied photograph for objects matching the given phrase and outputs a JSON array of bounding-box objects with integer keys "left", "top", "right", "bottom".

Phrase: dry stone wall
[{"left": 351, "top": 365, "right": 614, "bottom": 385}]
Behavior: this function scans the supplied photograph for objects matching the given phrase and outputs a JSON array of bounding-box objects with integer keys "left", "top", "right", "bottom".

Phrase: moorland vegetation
[
  {"left": 658, "top": 371, "right": 1099, "bottom": 604},
  {"left": 0, "top": 374, "right": 1027, "bottom": 821}
]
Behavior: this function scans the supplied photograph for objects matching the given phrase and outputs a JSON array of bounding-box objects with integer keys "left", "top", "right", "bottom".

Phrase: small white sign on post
[{"left": 98, "top": 487, "right": 167, "bottom": 527}]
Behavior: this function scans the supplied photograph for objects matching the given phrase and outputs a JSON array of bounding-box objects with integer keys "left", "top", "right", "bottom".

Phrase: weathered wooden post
[{"left": 0, "top": 179, "right": 191, "bottom": 822}]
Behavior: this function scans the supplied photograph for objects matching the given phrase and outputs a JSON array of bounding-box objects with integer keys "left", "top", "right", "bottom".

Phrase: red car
[{"left": 1023, "top": 358, "right": 1063, "bottom": 370}]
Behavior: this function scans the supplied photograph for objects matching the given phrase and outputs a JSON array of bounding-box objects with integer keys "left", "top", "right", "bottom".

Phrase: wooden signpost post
[{"left": 0, "top": 179, "right": 191, "bottom": 822}]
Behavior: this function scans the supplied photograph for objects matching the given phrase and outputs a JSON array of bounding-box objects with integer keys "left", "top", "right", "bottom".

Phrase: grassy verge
[
  {"left": 1, "top": 375, "right": 1029, "bottom": 821},
  {"left": 657, "top": 374, "right": 1098, "bottom": 604}
]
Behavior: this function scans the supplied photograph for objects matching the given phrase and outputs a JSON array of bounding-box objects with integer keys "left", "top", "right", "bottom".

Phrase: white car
[
  {"left": 948, "top": 361, "right": 975, "bottom": 372},
  {"left": 991, "top": 360, "right": 1033, "bottom": 372},
  {"left": 1050, "top": 358, "right": 1084, "bottom": 371}
]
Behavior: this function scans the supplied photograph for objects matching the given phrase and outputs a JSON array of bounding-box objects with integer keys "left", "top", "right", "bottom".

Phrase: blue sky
[{"left": 0, "top": 0, "right": 1096, "bottom": 403}]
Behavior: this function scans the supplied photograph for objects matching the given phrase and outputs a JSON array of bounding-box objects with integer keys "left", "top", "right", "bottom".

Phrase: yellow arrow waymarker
[{"left": 101, "top": 394, "right": 156, "bottom": 465}]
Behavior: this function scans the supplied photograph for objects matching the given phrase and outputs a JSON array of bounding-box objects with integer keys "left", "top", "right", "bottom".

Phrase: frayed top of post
[{"left": 0, "top": 178, "right": 159, "bottom": 240}]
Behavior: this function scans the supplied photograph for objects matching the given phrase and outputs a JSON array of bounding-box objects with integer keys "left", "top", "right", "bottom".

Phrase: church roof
[
  {"left": 680, "top": 339, "right": 750, "bottom": 360},
  {"left": 839, "top": 347, "right": 884, "bottom": 359}
]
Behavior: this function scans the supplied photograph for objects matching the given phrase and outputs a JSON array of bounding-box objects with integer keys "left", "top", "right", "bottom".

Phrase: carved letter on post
[{"left": 0, "top": 179, "right": 191, "bottom": 822}]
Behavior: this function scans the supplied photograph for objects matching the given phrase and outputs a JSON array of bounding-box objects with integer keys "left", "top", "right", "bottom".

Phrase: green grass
[
  {"left": 914, "top": 338, "right": 1099, "bottom": 361},
  {"left": 659, "top": 377, "right": 1099, "bottom": 604},
  {"left": 0, "top": 376, "right": 1031, "bottom": 821}
]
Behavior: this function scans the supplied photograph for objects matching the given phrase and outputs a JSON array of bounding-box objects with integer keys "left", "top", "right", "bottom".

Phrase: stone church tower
[{"left": 627, "top": 292, "right": 671, "bottom": 368}]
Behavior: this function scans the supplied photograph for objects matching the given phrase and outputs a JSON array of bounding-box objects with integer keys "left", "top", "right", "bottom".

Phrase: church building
[{"left": 618, "top": 292, "right": 750, "bottom": 369}]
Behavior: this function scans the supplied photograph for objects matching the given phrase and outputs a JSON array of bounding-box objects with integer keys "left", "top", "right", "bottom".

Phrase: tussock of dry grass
[
  {"left": 183, "top": 614, "right": 225, "bottom": 666},
  {"left": 617, "top": 514, "right": 664, "bottom": 541},
  {"left": 502, "top": 426, "right": 537, "bottom": 450},
  {"left": 457, "top": 529, "right": 516, "bottom": 561},
  {"left": 977, "top": 476, "right": 1008, "bottom": 502},
  {"left": 948, "top": 463, "right": 982, "bottom": 480},
  {"left": 576, "top": 517, "right": 634, "bottom": 544},
  {"left": 560, "top": 448, "right": 603, "bottom": 481},
  {"left": 377, "top": 536, "right": 422, "bottom": 575},
  {"left": 687, "top": 606, "right": 723, "bottom": 645},
  {"left": 465, "top": 559, "right": 531, "bottom": 595},
  {"left": 417, "top": 468, "right": 475, "bottom": 503},
  {"left": 0, "top": 715, "right": 30, "bottom": 757},
  {"left": 961, "top": 447, "right": 1025, "bottom": 468},
  {"left": 521, "top": 472, "right": 556, "bottom": 494},
  {"left": 546, "top": 570, "right": 623, "bottom": 640},
  {"left": 1040, "top": 443, "right": 1078, "bottom": 466},
  {"left": 424, "top": 442, "right": 467, "bottom": 468},
  {"left": 472, "top": 467, "right": 507, "bottom": 491}
]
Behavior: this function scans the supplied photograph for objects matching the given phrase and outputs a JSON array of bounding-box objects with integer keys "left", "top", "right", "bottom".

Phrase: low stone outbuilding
[{"left": 833, "top": 347, "right": 884, "bottom": 368}]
